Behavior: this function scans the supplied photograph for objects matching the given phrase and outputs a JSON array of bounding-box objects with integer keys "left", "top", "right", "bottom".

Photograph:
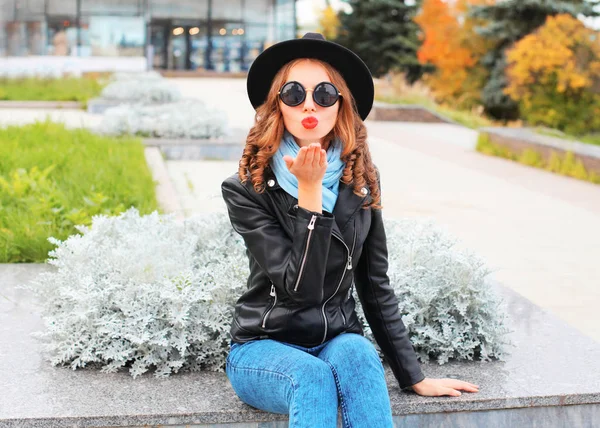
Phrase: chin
[{"left": 288, "top": 125, "right": 329, "bottom": 141}]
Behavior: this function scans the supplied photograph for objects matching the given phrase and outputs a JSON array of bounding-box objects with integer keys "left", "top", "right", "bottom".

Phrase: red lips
[{"left": 301, "top": 116, "right": 319, "bottom": 129}]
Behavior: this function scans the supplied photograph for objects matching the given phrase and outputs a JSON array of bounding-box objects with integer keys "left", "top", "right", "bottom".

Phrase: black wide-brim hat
[{"left": 247, "top": 32, "right": 374, "bottom": 121}]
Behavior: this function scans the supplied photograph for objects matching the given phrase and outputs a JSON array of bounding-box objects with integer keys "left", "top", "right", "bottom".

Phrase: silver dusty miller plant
[
  {"left": 353, "top": 217, "right": 513, "bottom": 365},
  {"left": 100, "top": 78, "right": 182, "bottom": 103},
  {"left": 97, "top": 99, "right": 228, "bottom": 139},
  {"left": 22, "top": 209, "right": 512, "bottom": 378},
  {"left": 21, "top": 208, "right": 248, "bottom": 378}
]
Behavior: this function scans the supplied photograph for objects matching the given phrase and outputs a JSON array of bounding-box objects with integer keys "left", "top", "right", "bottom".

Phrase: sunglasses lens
[
  {"left": 314, "top": 82, "right": 339, "bottom": 107},
  {"left": 280, "top": 82, "right": 305, "bottom": 106}
]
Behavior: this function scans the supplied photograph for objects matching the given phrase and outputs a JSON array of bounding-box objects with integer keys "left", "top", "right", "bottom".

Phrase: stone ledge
[
  {"left": 86, "top": 98, "right": 132, "bottom": 114},
  {"left": 141, "top": 128, "right": 247, "bottom": 161},
  {"left": 0, "top": 100, "right": 83, "bottom": 109},
  {"left": 2, "top": 263, "right": 600, "bottom": 427},
  {"left": 369, "top": 101, "right": 455, "bottom": 124},
  {"left": 143, "top": 147, "right": 185, "bottom": 221},
  {"left": 480, "top": 127, "right": 600, "bottom": 177}
]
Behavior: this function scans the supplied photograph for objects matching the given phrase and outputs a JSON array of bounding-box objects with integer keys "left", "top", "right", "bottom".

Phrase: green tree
[
  {"left": 335, "top": 0, "right": 430, "bottom": 82},
  {"left": 469, "top": 0, "right": 599, "bottom": 120}
]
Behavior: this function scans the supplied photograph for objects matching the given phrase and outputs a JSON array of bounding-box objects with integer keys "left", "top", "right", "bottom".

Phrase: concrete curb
[
  {"left": 143, "top": 147, "right": 185, "bottom": 222},
  {"left": 369, "top": 101, "right": 458, "bottom": 125},
  {"left": 142, "top": 130, "right": 246, "bottom": 161},
  {"left": 0, "top": 100, "right": 83, "bottom": 109},
  {"left": 480, "top": 127, "right": 600, "bottom": 160},
  {"left": 480, "top": 127, "right": 600, "bottom": 179}
]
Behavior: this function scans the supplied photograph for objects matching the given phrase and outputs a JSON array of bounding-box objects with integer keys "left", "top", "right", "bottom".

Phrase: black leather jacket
[{"left": 221, "top": 166, "right": 425, "bottom": 390}]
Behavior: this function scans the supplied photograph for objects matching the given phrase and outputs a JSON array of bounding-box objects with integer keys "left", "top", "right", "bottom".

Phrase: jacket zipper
[
  {"left": 262, "top": 282, "right": 277, "bottom": 328},
  {"left": 341, "top": 279, "right": 355, "bottom": 326},
  {"left": 347, "top": 280, "right": 354, "bottom": 301},
  {"left": 320, "top": 226, "right": 357, "bottom": 344},
  {"left": 293, "top": 214, "right": 317, "bottom": 292}
]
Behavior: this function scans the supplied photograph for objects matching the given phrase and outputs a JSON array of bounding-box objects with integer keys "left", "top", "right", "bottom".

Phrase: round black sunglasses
[{"left": 278, "top": 81, "right": 342, "bottom": 108}]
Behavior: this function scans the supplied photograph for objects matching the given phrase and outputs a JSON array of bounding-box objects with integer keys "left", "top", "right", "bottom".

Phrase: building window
[
  {"left": 0, "top": 0, "right": 297, "bottom": 72},
  {"left": 47, "top": 19, "right": 78, "bottom": 56},
  {"left": 244, "top": 24, "right": 268, "bottom": 69},
  {"left": 81, "top": 0, "right": 140, "bottom": 15},
  {"left": 46, "top": 0, "right": 78, "bottom": 16},
  {"left": 210, "top": 21, "right": 244, "bottom": 72},
  {"left": 276, "top": 0, "right": 295, "bottom": 41},
  {"left": 89, "top": 16, "right": 145, "bottom": 56},
  {"left": 149, "top": 0, "right": 208, "bottom": 19}
]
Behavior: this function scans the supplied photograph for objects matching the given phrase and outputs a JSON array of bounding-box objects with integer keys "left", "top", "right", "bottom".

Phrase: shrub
[
  {"left": 518, "top": 148, "right": 544, "bottom": 167},
  {"left": 505, "top": 14, "right": 600, "bottom": 134},
  {"left": 97, "top": 99, "right": 228, "bottom": 139},
  {"left": 476, "top": 132, "right": 600, "bottom": 184},
  {"left": 357, "top": 217, "right": 512, "bottom": 364},
  {"left": 20, "top": 208, "right": 512, "bottom": 378},
  {"left": 476, "top": 133, "right": 516, "bottom": 159},
  {"left": 22, "top": 209, "right": 248, "bottom": 377},
  {"left": 99, "top": 79, "right": 182, "bottom": 103}
]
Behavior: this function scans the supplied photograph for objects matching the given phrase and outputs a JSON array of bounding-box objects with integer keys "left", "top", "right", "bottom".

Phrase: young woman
[{"left": 221, "top": 33, "right": 479, "bottom": 427}]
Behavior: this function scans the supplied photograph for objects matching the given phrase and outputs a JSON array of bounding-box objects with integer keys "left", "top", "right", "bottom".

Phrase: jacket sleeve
[
  {"left": 221, "top": 176, "right": 334, "bottom": 307},
  {"left": 353, "top": 173, "right": 426, "bottom": 390}
]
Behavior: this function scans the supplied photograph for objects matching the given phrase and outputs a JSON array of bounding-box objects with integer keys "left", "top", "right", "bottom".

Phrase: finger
[
  {"left": 452, "top": 380, "right": 479, "bottom": 390},
  {"left": 304, "top": 145, "right": 314, "bottom": 166},
  {"left": 462, "top": 385, "right": 479, "bottom": 392},
  {"left": 296, "top": 147, "right": 307, "bottom": 166},
  {"left": 283, "top": 156, "right": 293, "bottom": 170},
  {"left": 319, "top": 149, "right": 327, "bottom": 167},
  {"left": 446, "top": 388, "right": 461, "bottom": 397},
  {"left": 312, "top": 145, "right": 321, "bottom": 168},
  {"left": 442, "top": 378, "right": 478, "bottom": 388}
]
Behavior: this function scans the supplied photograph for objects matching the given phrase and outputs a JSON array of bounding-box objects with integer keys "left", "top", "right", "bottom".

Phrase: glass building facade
[{"left": 0, "top": 0, "right": 296, "bottom": 71}]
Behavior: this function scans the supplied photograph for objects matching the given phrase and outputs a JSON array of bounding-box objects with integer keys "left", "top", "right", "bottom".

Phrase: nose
[{"left": 302, "top": 89, "right": 317, "bottom": 113}]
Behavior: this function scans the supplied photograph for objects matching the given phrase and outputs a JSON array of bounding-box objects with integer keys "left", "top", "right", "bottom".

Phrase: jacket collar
[{"left": 264, "top": 167, "right": 371, "bottom": 237}]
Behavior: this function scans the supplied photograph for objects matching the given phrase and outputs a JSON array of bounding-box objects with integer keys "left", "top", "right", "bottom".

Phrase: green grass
[
  {"left": 375, "top": 95, "right": 495, "bottom": 130},
  {"left": 532, "top": 126, "right": 600, "bottom": 147},
  {"left": 0, "top": 121, "right": 160, "bottom": 263},
  {"left": 476, "top": 132, "right": 600, "bottom": 185},
  {"left": 0, "top": 77, "right": 105, "bottom": 102}
]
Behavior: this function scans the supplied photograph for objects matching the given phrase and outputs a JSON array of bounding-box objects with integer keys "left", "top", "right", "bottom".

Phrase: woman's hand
[
  {"left": 408, "top": 377, "right": 479, "bottom": 397},
  {"left": 283, "top": 142, "right": 327, "bottom": 187}
]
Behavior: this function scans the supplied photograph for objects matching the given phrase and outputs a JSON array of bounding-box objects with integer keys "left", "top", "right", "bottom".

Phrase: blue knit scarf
[{"left": 270, "top": 130, "right": 346, "bottom": 213}]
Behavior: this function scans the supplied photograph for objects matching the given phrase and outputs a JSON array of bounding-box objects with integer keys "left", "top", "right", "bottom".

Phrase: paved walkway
[
  {"left": 365, "top": 122, "right": 600, "bottom": 343},
  {"left": 2, "top": 77, "right": 599, "bottom": 342},
  {"left": 167, "top": 78, "right": 256, "bottom": 130},
  {"left": 163, "top": 79, "right": 600, "bottom": 343}
]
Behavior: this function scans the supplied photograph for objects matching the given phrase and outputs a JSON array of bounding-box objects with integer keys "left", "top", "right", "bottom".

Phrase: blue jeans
[{"left": 225, "top": 332, "right": 394, "bottom": 428}]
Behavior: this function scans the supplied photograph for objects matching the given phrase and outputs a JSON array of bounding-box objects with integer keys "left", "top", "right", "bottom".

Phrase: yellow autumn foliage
[
  {"left": 505, "top": 14, "right": 600, "bottom": 134},
  {"left": 318, "top": 6, "right": 340, "bottom": 41}
]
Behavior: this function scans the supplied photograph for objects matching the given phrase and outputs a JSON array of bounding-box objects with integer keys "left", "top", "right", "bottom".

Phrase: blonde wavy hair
[{"left": 238, "top": 58, "right": 382, "bottom": 210}]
